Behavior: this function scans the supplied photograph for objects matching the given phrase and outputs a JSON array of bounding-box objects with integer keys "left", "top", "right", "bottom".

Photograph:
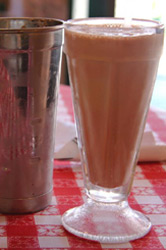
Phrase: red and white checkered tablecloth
[{"left": 0, "top": 84, "right": 165, "bottom": 249}]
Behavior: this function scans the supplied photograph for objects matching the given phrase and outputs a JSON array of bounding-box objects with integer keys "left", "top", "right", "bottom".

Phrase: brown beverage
[{"left": 65, "top": 19, "right": 164, "bottom": 190}]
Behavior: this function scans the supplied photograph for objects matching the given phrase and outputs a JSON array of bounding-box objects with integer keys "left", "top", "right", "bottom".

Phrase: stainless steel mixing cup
[{"left": 0, "top": 18, "right": 64, "bottom": 213}]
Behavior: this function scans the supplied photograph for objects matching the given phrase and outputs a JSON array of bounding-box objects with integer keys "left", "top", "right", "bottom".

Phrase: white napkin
[
  {"left": 54, "top": 120, "right": 80, "bottom": 160},
  {"left": 139, "top": 130, "right": 166, "bottom": 162},
  {"left": 54, "top": 120, "right": 166, "bottom": 162}
]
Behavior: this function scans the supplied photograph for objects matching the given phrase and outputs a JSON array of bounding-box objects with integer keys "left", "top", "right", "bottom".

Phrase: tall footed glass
[{"left": 62, "top": 18, "right": 164, "bottom": 243}]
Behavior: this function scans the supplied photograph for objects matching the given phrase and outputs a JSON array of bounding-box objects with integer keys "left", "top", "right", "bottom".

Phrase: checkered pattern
[{"left": 0, "top": 84, "right": 165, "bottom": 249}]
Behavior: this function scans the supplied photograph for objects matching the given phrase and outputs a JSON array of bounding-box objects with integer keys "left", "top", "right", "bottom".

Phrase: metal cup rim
[{"left": 0, "top": 17, "right": 64, "bottom": 33}]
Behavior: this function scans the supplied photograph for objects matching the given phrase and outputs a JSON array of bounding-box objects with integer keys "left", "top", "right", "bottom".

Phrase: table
[{"left": 0, "top": 84, "right": 165, "bottom": 249}]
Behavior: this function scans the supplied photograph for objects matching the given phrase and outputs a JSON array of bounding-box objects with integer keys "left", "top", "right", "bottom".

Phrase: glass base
[{"left": 62, "top": 199, "right": 151, "bottom": 243}]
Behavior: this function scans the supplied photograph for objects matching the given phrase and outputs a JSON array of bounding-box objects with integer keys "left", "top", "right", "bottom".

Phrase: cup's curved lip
[
  {"left": 65, "top": 17, "right": 164, "bottom": 30},
  {"left": 0, "top": 17, "right": 64, "bottom": 33}
]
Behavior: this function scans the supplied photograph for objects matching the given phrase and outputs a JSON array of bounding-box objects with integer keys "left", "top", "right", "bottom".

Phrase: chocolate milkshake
[{"left": 65, "top": 19, "right": 164, "bottom": 191}]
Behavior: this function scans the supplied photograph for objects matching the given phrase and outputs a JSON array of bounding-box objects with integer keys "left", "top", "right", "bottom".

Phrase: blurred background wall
[
  {"left": 0, "top": 0, "right": 69, "bottom": 19},
  {"left": 0, "top": 0, "right": 72, "bottom": 84},
  {"left": 0, "top": 0, "right": 115, "bottom": 85},
  {"left": 0, "top": 0, "right": 165, "bottom": 92}
]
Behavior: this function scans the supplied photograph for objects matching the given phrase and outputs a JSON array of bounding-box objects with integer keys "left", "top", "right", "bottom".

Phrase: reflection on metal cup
[{"left": 0, "top": 18, "right": 64, "bottom": 213}]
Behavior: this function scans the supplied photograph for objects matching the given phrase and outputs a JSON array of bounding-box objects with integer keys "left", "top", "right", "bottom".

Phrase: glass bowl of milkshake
[{"left": 62, "top": 18, "right": 164, "bottom": 243}]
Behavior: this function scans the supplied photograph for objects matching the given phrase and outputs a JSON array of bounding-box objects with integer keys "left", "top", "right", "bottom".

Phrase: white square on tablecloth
[
  {"left": 148, "top": 215, "right": 166, "bottom": 225},
  {"left": 162, "top": 165, "right": 166, "bottom": 171},
  {"left": 101, "top": 242, "right": 132, "bottom": 248},
  {"left": 136, "top": 165, "right": 143, "bottom": 172},
  {"left": 135, "top": 196, "right": 164, "bottom": 204},
  {"left": 0, "top": 237, "right": 7, "bottom": 248},
  {"left": 0, "top": 216, "right": 7, "bottom": 225},
  {"left": 51, "top": 196, "right": 57, "bottom": 205},
  {"left": 159, "top": 237, "right": 166, "bottom": 249},
  {"left": 133, "top": 180, "right": 152, "bottom": 187},
  {"left": 38, "top": 236, "right": 69, "bottom": 248},
  {"left": 34, "top": 215, "right": 61, "bottom": 225},
  {"left": 76, "top": 179, "right": 84, "bottom": 187}
]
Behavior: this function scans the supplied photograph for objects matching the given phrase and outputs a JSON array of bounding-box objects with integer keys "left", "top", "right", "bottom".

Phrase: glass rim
[
  {"left": 0, "top": 17, "right": 64, "bottom": 33},
  {"left": 65, "top": 17, "right": 164, "bottom": 30}
]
